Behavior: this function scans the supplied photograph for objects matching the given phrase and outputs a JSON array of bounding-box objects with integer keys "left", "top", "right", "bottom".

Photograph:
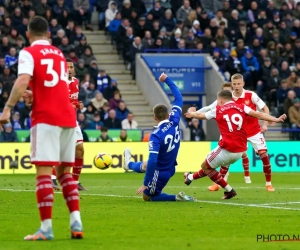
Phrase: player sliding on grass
[
  {"left": 52, "top": 58, "right": 87, "bottom": 191},
  {"left": 123, "top": 72, "right": 196, "bottom": 202},
  {"left": 184, "top": 90, "right": 286, "bottom": 199},
  {"left": 193, "top": 82, "right": 252, "bottom": 191}
]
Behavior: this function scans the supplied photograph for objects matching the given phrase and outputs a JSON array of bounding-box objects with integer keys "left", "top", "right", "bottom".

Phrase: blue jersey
[
  {"left": 148, "top": 106, "right": 181, "bottom": 171},
  {"left": 143, "top": 77, "right": 183, "bottom": 187}
]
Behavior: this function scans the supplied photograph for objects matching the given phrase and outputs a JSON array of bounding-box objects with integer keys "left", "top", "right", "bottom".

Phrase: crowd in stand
[
  {"left": 1, "top": 0, "right": 300, "bottom": 142},
  {"left": 0, "top": 0, "right": 140, "bottom": 142},
  {"left": 105, "top": 0, "right": 300, "bottom": 140}
]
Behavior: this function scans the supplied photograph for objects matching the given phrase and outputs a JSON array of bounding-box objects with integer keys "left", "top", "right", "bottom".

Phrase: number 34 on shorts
[{"left": 247, "top": 132, "right": 267, "bottom": 152}]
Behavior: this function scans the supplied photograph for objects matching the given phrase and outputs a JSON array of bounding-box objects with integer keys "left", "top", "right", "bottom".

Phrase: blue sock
[
  {"left": 150, "top": 193, "right": 176, "bottom": 201},
  {"left": 128, "top": 161, "right": 145, "bottom": 173}
]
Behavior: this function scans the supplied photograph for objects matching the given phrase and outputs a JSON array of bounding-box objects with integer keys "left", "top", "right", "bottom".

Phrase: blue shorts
[{"left": 144, "top": 168, "right": 175, "bottom": 197}]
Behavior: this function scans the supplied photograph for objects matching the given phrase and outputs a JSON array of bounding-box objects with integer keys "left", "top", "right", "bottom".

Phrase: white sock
[
  {"left": 224, "top": 172, "right": 229, "bottom": 182},
  {"left": 224, "top": 185, "right": 232, "bottom": 192},
  {"left": 266, "top": 182, "right": 271, "bottom": 186},
  {"left": 51, "top": 175, "right": 56, "bottom": 180},
  {"left": 41, "top": 219, "right": 52, "bottom": 232},
  {"left": 70, "top": 211, "right": 82, "bottom": 227},
  {"left": 188, "top": 174, "right": 193, "bottom": 181},
  {"left": 75, "top": 180, "right": 79, "bottom": 184}
]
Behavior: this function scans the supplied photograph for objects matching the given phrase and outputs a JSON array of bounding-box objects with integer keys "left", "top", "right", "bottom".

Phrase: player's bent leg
[
  {"left": 56, "top": 166, "right": 84, "bottom": 239},
  {"left": 51, "top": 167, "right": 60, "bottom": 190},
  {"left": 242, "top": 153, "right": 251, "bottom": 184},
  {"left": 73, "top": 143, "right": 87, "bottom": 191},
  {"left": 208, "top": 165, "right": 230, "bottom": 192},
  {"left": 123, "top": 148, "right": 146, "bottom": 173},
  {"left": 24, "top": 166, "right": 54, "bottom": 241}
]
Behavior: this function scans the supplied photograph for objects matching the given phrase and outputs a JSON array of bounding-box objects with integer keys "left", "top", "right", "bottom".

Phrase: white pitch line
[
  {"left": 0, "top": 188, "right": 300, "bottom": 211},
  {"left": 260, "top": 202, "right": 300, "bottom": 205}
]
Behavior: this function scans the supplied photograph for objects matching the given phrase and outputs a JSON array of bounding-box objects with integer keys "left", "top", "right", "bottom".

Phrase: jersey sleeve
[
  {"left": 204, "top": 108, "right": 216, "bottom": 120},
  {"left": 148, "top": 131, "right": 161, "bottom": 154},
  {"left": 197, "top": 100, "right": 217, "bottom": 113},
  {"left": 169, "top": 105, "right": 182, "bottom": 125},
  {"left": 251, "top": 92, "right": 266, "bottom": 110},
  {"left": 243, "top": 104, "right": 253, "bottom": 114},
  {"left": 18, "top": 50, "right": 34, "bottom": 76}
]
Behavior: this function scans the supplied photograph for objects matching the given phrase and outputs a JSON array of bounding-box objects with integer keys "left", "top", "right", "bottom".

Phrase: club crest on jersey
[{"left": 245, "top": 100, "right": 250, "bottom": 105}]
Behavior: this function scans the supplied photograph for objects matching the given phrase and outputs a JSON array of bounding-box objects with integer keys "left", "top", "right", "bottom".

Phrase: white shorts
[
  {"left": 206, "top": 146, "right": 243, "bottom": 169},
  {"left": 75, "top": 124, "right": 83, "bottom": 145},
  {"left": 247, "top": 132, "right": 267, "bottom": 153},
  {"left": 30, "top": 123, "right": 76, "bottom": 166}
]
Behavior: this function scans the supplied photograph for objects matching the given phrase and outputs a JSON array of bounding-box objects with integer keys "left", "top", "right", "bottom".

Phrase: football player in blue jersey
[{"left": 123, "top": 73, "right": 196, "bottom": 202}]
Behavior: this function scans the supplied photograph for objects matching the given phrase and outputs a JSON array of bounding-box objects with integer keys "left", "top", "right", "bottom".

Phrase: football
[{"left": 93, "top": 153, "right": 113, "bottom": 170}]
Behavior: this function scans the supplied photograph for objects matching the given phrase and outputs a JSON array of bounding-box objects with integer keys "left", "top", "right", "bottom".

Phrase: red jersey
[
  {"left": 18, "top": 40, "right": 76, "bottom": 128},
  {"left": 232, "top": 89, "right": 266, "bottom": 137},
  {"left": 205, "top": 101, "right": 252, "bottom": 153},
  {"left": 68, "top": 77, "right": 79, "bottom": 109}
]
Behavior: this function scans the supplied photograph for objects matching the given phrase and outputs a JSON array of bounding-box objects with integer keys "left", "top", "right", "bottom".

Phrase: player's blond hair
[
  {"left": 222, "top": 82, "right": 232, "bottom": 89},
  {"left": 231, "top": 73, "right": 244, "bottom": 81}
]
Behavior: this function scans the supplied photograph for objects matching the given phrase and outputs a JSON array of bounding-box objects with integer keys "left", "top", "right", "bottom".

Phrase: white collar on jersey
[
  {"left": 157, "top": 119, "right": 170, "bottom": 127},
  {"left": 224, "top": 101, "right": 235, "bottom": 105},
  {"left": 31, "top": 40, "right": 51, "bottom": 46},
  {"left": 67, "top": 77, "right": 75, "bottom": 84},
  {"left": 232, "top": 89, "right": 245, "bottom": 99}
]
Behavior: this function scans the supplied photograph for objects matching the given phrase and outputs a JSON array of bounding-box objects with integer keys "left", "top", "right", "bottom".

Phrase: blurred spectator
[
  {"left": 115, "top": 101, "right": 130, "bottom": 121},
  {"left": 100, "top": 102, "right": 110, "bottom": 121},
  {"left": 5, "top": 47, "right": 18, "bottom": 67},
  {"left": 35, "top": 0, "right": 50, "bottom": 16},
  {"left": 212, "top": 10, "right": 228, "bottom": 28},
  {"left": 0, "top": 123, "right": 18, "bottom": 142},
  {"left": 284, "top": 90, "right": 296, "bottom": 126},
  {"left": 189, "top": 118, "right": 206, "bottom": 141},
  {"left": 53, "top": 0, "right": 70, "bottom": 18},
  {"left": 122, "top": 112, "right": 138, "bottom": 129},
  {"left": 294, "top": 79, "right": 300, "bottom": 98},
  {"left": 149, "top": 1, "right": 165, "bottom": 20},
  {"left": 0, "top": 67, "right": 16, "bottom": 87},
  {"left": 81, "top": 48, "right": 96, "bottom": 68},
  {"left": 289, "top": 98, "right": 300, "bottom": 140},
  {"left": 73, "top": 0, "right": 93, "bottom": 30},
  {"left": 85, "top": 82, "right": 97, "bottom": 104},
  {"left": 91, "top": 91, "right": 108, "bottom": 110},
  {"left": 176, "top": 0, "right": 192, "bottom": 22},
  {"left": 84, "top": 103, "right": 97, "bottom": 124},
  {"left": 79, "top": 122, "right": 89, "bottom": 142},
  {"left": 24, "top": 111, "right": 32, "bottom": 129},
  {"left": 277, "top": 79, "right": 291, "bottom": 110},
  {"left": 104, "top": 109, "right": 122, "bottom": 129},
  {"left": 128, "top": 36, "right": 145, "bottom": 77},
  {"left": 142, "top": 31, "right": 155, "bottom": 49},
  {"left": 121, "top": 0, "right": 133, "bottom": 20},
  {"left": 88, "top": 112, "right": 104, "bottom": 129},
  {"left": 109, "top": 90, "right": 122, "bottom": 109},
  {"left": 241, "top": 49, "right": 260, "bottom": 88},
  {"left": 103, "top": 79, "right": 119, "bottom": 100},
  {"left": 160, "top": 9, "right": 175, "bottom": 36},
  {"left": 77, "top": 112, "right": 88, "bottom": 129},
  {"left": 115, "top": 129, "right": 132, "bottom": 142},
  {"left": 96, "top": 127, "right": 113, "bottom": 142},
  {"left": 97, "top": 68, "right": 111, "bottom": 93},
  {"left": 11, "top": 111, "right": 22, "bottom": 130},
  {"left": 105, "top": 1, "right": 118, "bottom": 29},
  {"left": 75, "top": 59, "right": 89, "bottom": 81}
]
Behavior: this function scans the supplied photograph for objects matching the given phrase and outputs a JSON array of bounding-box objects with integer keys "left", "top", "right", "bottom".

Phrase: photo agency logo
[{"left": 257, "top": 234, "right": 300, "bottom": 242}]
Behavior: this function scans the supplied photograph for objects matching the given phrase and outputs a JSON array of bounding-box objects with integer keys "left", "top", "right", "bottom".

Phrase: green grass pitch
[{"left": 0, "top": 173, "right": 300, "bottom": 250}]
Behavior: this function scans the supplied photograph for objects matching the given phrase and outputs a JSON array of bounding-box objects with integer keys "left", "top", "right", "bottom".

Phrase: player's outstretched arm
[
  {"left": 159, "top": 73, "right": 183, "bottom": 109},
  {"left": 196, "top": 100, "right": 218, "bottom": 113},
  {"left": 248, "top": 110, "right": 286, "bottom": 123},
  {"left": 184, "top": 111, "right": 207, "bottom": 120}
]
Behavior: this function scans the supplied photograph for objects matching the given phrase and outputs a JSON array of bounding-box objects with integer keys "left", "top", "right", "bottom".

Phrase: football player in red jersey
[
  {"left": 193, "top": 82, "right": 252, "bottom": 192},
  {"left": 229, "top": 73, "right": 276, "bottom": 192},
  {"left": 52, "top": 58, "right": 87, "bottom": 191},
  {"left": 183, "top": 91, "right": 286, "bottom": 199},
  {"left": 0, "top": 16, "right": 83, "bottom": 241}
]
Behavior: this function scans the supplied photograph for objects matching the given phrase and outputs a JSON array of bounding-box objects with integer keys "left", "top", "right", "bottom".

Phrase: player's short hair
[
  {"left": 153, "top": 104, "right": 168, "bottom": 121},
  {"left": 28, "top": 16, "right": 49, "bottom": 37},
  {"left": 218, "top": 90, "right": 232, "bottom": 101},
  {"left": 222, "top": 82, "right": 232, "bottom": 89},
  {"left": 231, "top": 73, "right": 243, "bottom": 81},
  {"left": 66, "top": 58, "right": 73, "bottom": 63}
]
